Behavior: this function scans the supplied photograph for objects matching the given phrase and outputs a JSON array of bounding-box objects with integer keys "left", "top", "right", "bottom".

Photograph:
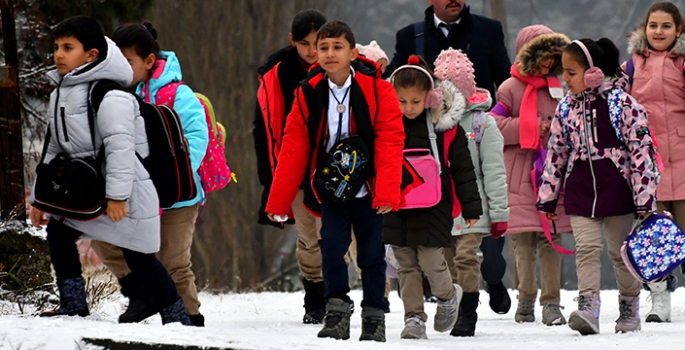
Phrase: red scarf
[{"left": 510, "top": 65, "right": 561, "bottom": 150}]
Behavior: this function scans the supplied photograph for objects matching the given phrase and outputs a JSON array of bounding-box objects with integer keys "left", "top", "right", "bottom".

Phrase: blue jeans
[
  {"left": 319, "top": 195, "right": 387, "bottom": 310},
  {"left": 480, "top": 235, "right": 506, "bottom": 285}
]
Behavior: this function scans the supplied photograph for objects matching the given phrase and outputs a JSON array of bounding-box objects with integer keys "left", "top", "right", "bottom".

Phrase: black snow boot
[
  {"left": 486, "top": 281, "right": 511, "bottom": 314},
  {"left": 40, "top": 277, "right": 90, "bottom": 317},
  {"left": 117, "top": 274, "right": 158, "bottom": 324},
  {"left": 359, "top": 307, "right": 386, "bottom": 342},
  {"left": 302, "top": 278, "right": 326, "bottom": 324},
  {"left": 160, "top": 297, "right": 192, "bottom": 326},
  {"left": 317, "top": 298, "right": 352, "bottom": 340},
  {"left": 451, "top": 292, "right": 479, "bottom": 337}
]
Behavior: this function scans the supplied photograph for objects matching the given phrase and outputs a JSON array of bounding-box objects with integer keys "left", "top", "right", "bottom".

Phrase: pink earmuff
[
  {"left": 390, "top": 56, "right": 442, "bottom": 108},
  {"left": 572, "top": 40, "right": 604, "bottom": 88}
]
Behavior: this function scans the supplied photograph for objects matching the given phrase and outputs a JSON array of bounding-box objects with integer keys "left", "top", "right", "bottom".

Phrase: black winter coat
[
  {"left": 385, "top": 6, "right": 511, "bottom": 100},
  {"left": 383, "top": 112, "right": 482, "bottom": 248}
]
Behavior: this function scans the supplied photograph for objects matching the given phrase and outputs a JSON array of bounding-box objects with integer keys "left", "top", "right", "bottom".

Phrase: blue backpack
[{"left": 557, "top": 88, "right": 626, "bottom": 147}]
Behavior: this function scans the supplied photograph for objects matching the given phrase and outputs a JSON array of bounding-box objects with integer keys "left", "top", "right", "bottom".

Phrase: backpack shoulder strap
[
  {"left": 442, "top": 125, "right": 458, "bottom": 166},
  {"left": 155, "top": 81, "right": 184, "bottom": 108},
  {"left": 626, "top": 57, "right": 635, "bottom": 85},
  {"left": 607, "top": 88, "right": 625, "bottom": 144},
  {"left": 88, "top": 80, "right": 126, "bottom": 153},
  {"left": 558, "top": 95, "right": 572, "bottom": 147},
  {"left": 413, "top": 21, "right": 425, "bottom": 57},
  {"left": 472, "top": 111, "right": 488, "bottom": 146}
]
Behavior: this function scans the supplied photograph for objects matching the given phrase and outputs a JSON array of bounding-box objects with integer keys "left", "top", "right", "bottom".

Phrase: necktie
[{"left": 438, "top": 22, "right": 450, "bottom": 38}]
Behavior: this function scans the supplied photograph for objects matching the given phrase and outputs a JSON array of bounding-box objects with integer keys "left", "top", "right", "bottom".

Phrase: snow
[{"left": 2, "top": 287, "right": 685, "bottom": 349}]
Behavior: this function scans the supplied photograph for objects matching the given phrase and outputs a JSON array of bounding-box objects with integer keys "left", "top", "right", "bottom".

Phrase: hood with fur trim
[
  {"left": 516, "top": 33, "right": 570, "bottom": 76},
  {"left": 430, "top": 79, "right": 492, "bottom": 132},
  {"left": 628, "top": 28, "right": 685, "bottom": 57}
]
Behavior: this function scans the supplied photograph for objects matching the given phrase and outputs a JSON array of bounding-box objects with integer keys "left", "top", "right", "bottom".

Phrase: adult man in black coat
[
  {"left": 386, "top": 0, "right": 512, "bottom": 337},
  {"left": 385, "top": 0, "right": 510, "bottom": 100}
]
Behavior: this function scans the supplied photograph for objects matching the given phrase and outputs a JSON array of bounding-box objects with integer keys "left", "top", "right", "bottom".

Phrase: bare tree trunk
[
  {"left": 489, "top": 0, "right": 508, "bottom": 48},
  {"left": 0, "top": 0, "right": 26, "bottom": 221},
  {"left": 146, "top": 0, "right": 344, "bottom": 291}
]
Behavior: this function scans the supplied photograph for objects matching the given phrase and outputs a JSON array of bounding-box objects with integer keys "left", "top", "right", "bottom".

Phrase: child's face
[
  {"left": 376, "top": 58, "right": 388, "bottom": 73},
  {"left": 562, "top": 52, "right": 588, "bottom": 95},
  {"left": 53, "top": 36, "right": 98, "bottom": 76},
  {"left": 395, "top": 86, "right": 428, "bottom": 119},
  {"left": 538, "top": 57, "right": 555, "bottom": 76},
  {"left": 646, "top": 11, "right": 683, "bottom": 52},
  {"left": 317, "top": 36, "right": 357, "bottom": 77},
  {"left": 290, "top": 30, "right": 318, "bottom": 66},
  {"left": 119, "top": 47, "right": 155, "bottom": 87}
]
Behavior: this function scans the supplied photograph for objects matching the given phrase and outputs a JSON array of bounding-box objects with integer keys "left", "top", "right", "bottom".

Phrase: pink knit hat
[
  {"left": 433, "top": 48, "right": 476, "bottom": 100},
  {"left": 515, "top": 24, "right": 553, "bottom": 55},
  {"left": 357, "top": 41, "right": 388, "bottom": 62}
]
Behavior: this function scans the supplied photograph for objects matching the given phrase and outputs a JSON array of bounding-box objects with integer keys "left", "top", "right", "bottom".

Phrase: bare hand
[
  {"left": 106, "top": 200, "right": 127, "bottom": 222},
  {"left": 545, "top": 212, "right": 558, "bottom": 221},
  {"left": 539, "top": 120, "right": 551, "bottom": 136},
  {"left": 376, "top": 206, "right": 392, "bottom": 214},
  {"left": 465, "top": 219, "right": 479, "bottom": 229},
  {"left": 30, "top": 207, "right": 46, "bottom": 228}
]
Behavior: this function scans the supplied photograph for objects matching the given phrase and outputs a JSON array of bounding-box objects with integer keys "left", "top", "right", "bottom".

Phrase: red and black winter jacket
[
  {"left": 254, "top": 47, "right": 308, "bottom": 226},
  {"left": 266, "top": 56, "right": 405, "bottom": 216}
]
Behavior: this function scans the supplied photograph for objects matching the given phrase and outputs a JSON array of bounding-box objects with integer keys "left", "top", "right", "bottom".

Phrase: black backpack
[{"left": 89, "top": 80, "right": 197, "bottom": 208}]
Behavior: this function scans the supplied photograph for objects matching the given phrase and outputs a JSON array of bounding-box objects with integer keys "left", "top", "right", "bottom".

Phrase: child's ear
[
  {"left": 145, "top": 53, "right": 156, "bottom": 70},
  {"left": 351, "top": 47, "right": 359, "bottom": 60},
  {"left": 85, "top": 48, "right": 99, "bottom": 63},
  {"left": 288, "top": 33, "right": 295, "bottom": 46},
  {"left": 678, "top": 25, "right": 683, "bottom": 38}
]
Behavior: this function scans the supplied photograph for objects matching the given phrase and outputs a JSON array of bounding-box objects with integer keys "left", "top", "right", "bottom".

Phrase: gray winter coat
[{"left": 32, "top": 37, "right": 161, "bottom": 253}]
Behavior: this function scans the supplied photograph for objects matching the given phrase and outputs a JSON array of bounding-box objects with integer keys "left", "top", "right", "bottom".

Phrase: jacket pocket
[
  {"left": 60, "top": 107, "right": 69, "bottom": 142},
  {"left": 508, "top": 151, "right": 528, "bottom": 195},
  {"left": 673, "top": 126, "right": 685, "bottom": 162}
]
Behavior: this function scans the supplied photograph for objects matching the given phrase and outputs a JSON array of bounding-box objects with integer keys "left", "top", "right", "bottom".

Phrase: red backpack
[{"left": 156, "top": 82, "right": 235, "bottom": 195}]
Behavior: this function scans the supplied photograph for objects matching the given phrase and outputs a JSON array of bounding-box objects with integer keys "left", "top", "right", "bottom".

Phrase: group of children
[{"left": 28, "top": 0, "right": 685, "bottom": 342}]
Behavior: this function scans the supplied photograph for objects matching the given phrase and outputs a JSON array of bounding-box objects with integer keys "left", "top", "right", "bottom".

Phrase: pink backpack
[{"left": 156, "top": 82, "right": 234, "bottom": 195}]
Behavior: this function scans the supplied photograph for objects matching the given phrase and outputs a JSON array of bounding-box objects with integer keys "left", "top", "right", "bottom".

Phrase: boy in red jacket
[{"left": 266, "top": 20, "right": 404, "bottom": 342}]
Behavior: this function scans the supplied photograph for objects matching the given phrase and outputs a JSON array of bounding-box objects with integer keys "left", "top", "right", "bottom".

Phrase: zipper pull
[{"left": 592, "top": 109, "right": 598, "bottom": 144}]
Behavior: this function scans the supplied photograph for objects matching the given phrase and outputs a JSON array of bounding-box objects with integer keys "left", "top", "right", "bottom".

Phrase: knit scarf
[{"left": 510, "top": 65, "right": 562, "bottom": 150}]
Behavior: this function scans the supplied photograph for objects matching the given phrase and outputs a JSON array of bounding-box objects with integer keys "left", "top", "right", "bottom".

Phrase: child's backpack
[
  {"left": 621, "top": 213, "right": 685, "bottom": 282},
  {"left": 401, "top": 116, "right": 443, "bottom": 209},
  {"left": 156, "top": 82, "right": 234, "bottom": 195},
  {"left": 557, "top": 88, "right": 663, "bottom": 173},
  {"left": 89, "top": 80, "right": 198, "bottom": 208}
]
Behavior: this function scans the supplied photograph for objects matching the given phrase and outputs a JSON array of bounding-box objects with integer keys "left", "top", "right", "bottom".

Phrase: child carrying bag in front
[
  {"left": 621, "top": 213, "right": 685, "bottom": 283},
  {"left": 401, "top": 114, "right": 442, "bottom": 209}
]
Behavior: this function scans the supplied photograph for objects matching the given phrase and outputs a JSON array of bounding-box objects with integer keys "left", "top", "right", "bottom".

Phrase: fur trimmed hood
[
  {"left": 430, "top": 79, "right": 492, "bottom": 132},
  {"left": 516, "top": 32, "right": 570, "bottom": 76},
  {"left": 627, "top": 28, "right": 685, "bottom": 57}
]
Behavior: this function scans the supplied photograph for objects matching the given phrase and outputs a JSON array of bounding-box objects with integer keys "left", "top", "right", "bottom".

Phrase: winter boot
[
  {"left": 401, "top": 315, "right": 427, "bottom": 339},
  {"left": 302, "top": 278, "right": 326, "bottom": 324},
  {"left": 450, "top": 292, "right": 479, "bottom": 337},
  {"left": 542, "top": 303, "right": 567, "bottom": 326},
  {"left": 434, "top": 284, "right": 462, "bottom": 332},
  {"left": 486, "top": 282, "right": 511, "bottom": 314},
  {"left": 568, "top": 291, "right": 601, "bottom": 335},
  {"left": 160, "top": 297, "right": 193, "bottom": 326},
  {"left": 615, "top": 294, "right": 641, "bottom": 333},
  {"left": 514, "top": 298, "right": 535, "bottom": 323},
  {"left": 188, "top": 313, "right": 205, "bottom": 327},
  {"left": 117, "top": 274, "right": 158, "bottom": 324},
  {"left": 423, "top": 274, "right": 437, "bottom": 303},
  {"left": 40, "top": 277, "right": 90, "bottom": 317},
  {"left": 646, "top": 278, "right": 672, "bottom": 323},
  {"left": 359, "top": 307, "right": 386, "bottom": 342},
  {"left": 317, "top": 298, "right": 351, "bottom": 340}
]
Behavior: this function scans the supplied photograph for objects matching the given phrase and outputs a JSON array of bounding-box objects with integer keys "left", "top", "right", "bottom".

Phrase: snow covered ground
[{"left": 2, "top": 287, "right": 685, "bottom": 349}]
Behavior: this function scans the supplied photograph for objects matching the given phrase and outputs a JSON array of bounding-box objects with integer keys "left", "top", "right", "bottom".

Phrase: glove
[{"left": 490, "top": 222, "right": 509, "bottom": 239}]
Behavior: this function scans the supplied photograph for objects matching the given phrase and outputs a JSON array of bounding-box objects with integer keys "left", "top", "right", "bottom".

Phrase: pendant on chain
[{"left": 337, "top": 104, "right": 346, "bottom": 114}]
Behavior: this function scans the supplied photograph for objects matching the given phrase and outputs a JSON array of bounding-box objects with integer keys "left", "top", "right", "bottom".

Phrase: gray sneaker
[
  {"left": 515, "top": 298, "right": 535, "bottom": 323},
  {"left": 542, "top": 303, "right": 567, "bottom": 326},
  {"left": 401, "top": 315, "right": 427, "bottom": 339},
  {"left": 434, "top": 284, "right": 463, "bottom": 332}
]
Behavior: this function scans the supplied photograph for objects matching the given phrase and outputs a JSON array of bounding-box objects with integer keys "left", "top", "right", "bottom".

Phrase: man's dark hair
[
  {"left": 54, "top": 16, "right": 107, "bottom": 55},
  {"left": 317, "top": 20, "right": 355, "bottom": 48}
]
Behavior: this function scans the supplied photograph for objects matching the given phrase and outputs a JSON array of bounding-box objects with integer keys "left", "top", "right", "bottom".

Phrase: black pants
[
  {"left": 319, "top": 195, "right": 386, "bottom": 310},
  {"left": 480, "top": 235, "right": 506, "bottom": 285},
  {"left": 46, "top": 218, "right": 179, "bottom": 309}
]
